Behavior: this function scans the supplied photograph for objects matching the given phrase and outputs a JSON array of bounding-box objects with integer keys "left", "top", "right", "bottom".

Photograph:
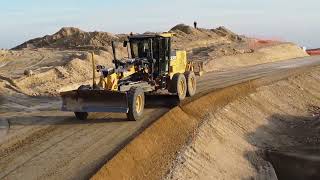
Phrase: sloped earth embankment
[
  {"left": 93, "top": 67, "right": 320, "bottom": 180},
  {"left": 201, "top": 43, "right": 308, "bottom": 72},
  {"left": 166, "top": 68, "right": 320, "bottom": 180}
]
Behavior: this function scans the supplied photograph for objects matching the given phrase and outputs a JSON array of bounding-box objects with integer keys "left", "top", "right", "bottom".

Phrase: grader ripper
[{"left": 61, "top": 33, "right": 203, "bottom": 121}]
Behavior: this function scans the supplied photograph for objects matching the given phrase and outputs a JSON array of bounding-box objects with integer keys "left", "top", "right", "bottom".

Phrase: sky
[{"left": 0, "top": 0, "right": 319, "bottom": 49}]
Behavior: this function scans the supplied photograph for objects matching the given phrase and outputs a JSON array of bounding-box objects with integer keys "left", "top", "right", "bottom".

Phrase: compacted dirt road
[{"left": 0, "top": 56, "right": 319, "bottom": 180}]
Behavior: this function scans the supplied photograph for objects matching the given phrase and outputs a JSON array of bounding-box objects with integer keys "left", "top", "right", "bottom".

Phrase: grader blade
[{"left": 61, "top": 90, "right": 129, "bottom": 113}]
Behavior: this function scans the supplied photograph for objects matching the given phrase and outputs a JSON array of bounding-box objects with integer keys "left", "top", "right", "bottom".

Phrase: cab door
[{"left": 158, "top": 37, "right": 171, "bottom": 75}]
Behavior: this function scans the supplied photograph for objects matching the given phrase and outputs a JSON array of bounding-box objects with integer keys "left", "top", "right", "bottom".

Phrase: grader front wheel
[
  {"left": 74, "top": 85, "right": 90, "bottom": 120},
  {"left": 127, "top": 87, "right": 145, "bottom": 121}
]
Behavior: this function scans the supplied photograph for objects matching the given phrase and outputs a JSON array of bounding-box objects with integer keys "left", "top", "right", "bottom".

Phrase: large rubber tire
[
  {"left": 74, "top": 112, "right": 88, "bottom": 120},
  {"left": 185, "top": 71, "right": 197, "bottom": 97},
  {"left": 170, "top": 73, "right": 187, "bottom": 101},
  {"left": 127, "top": 87, "right": 145, "bottom": 121},
  {"left": 75, "top": 85, "right": 90, "bottom": 120}
]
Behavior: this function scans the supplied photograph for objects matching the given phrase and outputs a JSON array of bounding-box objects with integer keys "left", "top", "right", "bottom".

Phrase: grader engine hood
[{"left": 61, "top": 89, "right": 129, "bottom": 113}]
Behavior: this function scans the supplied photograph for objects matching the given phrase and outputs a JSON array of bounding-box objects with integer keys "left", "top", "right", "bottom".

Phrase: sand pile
[
  {"left": 202, "top": 43, "right": 309, "bottom": 72},
  {"left": 12, "top": 27, "right": 124, "bottom": 50},
  {"left": 170, "top": 24, "right": 246, "bottom": 50},
  {"left": 11, "top": 24, "right": 253, "bottom": 61},
  {"left": 14, "top": 52, "right": 114, "bottom": 96},
  {"left": 170, "top": 24, "right": 242, "bottom": 41},
  {"left": 212, "top": 26, "right": 244, "bottom": 41},
  {"left": 13, "top": 24, "right": 243, "bottom": 52},
  {"left": 170, "top": 24, "right": 198, "bottom": 34}
]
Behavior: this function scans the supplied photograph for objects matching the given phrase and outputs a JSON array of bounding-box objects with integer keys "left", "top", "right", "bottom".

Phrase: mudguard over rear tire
[{"left": 127, "top": 87, "right": 145, "bottom": 121}]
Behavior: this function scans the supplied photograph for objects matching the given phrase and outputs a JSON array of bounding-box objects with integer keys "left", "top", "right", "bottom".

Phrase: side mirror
[{"left": 123, "top": 41, "right": 128, "bottom": 47}]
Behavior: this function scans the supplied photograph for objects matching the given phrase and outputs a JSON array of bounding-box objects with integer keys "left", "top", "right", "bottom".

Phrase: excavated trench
[{"left": 93, "top": 67, "right": 320, "bottom": 180}]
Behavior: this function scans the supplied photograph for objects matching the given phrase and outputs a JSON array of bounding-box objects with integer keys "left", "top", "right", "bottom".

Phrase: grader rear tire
[
  {"left": 127, "top": 87, "right": 145, "bottom": 121},
  {"left": 185, "top": 71, "right": 197, "bottom": 97},
  {"left": 171, "top": 73, "right": 187, "bottom": 101}
]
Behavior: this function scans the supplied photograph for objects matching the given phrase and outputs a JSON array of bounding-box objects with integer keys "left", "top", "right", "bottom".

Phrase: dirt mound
[
  {"left": 14, "top": 51, "right": 114, "bottom": 96},
  {"left": 170, "top": 24, "right": 247, "bottom": 51},
  {"left": 203, "top": 43, "right": 309, "bottom": 72},
  {"left": 170, "top": 24, "right": 196, "bottom": 34},
  {"left": 13, "top": 27, "right": 122, "bottom": 50},
  {"left": 212, "top": 26, "right": 244, "bottom": 41},
  {"left": 170, "top": 24, "right": 241, "bottom": 41},
  {"left": 170, "top": 24, "right": 243, "bottom": 42},
  {"left": 13, "top": 24, "right": 247, "bottom": 53}
]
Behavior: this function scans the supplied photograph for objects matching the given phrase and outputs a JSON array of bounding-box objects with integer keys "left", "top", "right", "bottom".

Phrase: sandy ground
[{"left": 166, "top": 68, "right": 320, "bottom": 180}]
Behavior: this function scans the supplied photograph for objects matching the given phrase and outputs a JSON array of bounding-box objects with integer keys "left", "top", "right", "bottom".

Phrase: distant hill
[
  {"left": 13, "top": 24, "right": 245, "bottom": 50},
  {"left": 12, "top": 27, "right": 127, "bottom": 50}
]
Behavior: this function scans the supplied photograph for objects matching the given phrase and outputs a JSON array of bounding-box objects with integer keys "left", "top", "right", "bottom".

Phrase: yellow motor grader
[{"left": 61, "top": 33, "right": 202, "bottom": 121}]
